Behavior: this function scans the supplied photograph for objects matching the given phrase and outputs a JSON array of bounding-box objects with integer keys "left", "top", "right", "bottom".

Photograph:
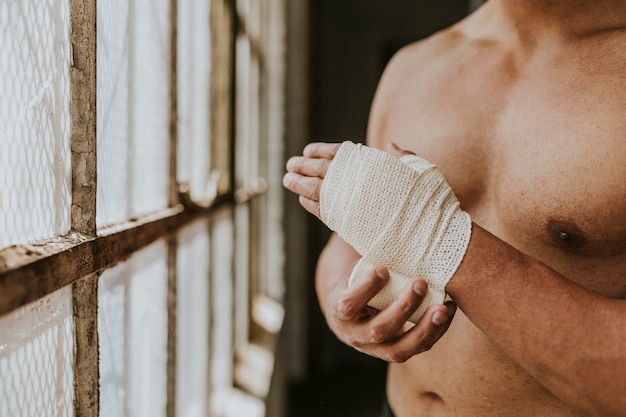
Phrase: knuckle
[
  {"left": 304, "top": 180, "right": 317, "bottom": 199},
  {"left": 350, "top": 337, "right": 364, "bottom": 348},
  {"left": 415, "top": 328, "right": 434, "bottom": 345},
  {"left": 336, "top": 296, "right": 357, "bottom": 319},
  {"left": 343, "top": 330, "right": 362, "bottom": 347},
  {"left": 313, "top": 179, "right": 322, "bottom": 199},
  {"left": 389, "top": 350, "right": 410, "bottom": 363},
  {"left": 396, "top": 298, "right": 415, "bottom": 316},
  {"left": 417, "top": 330, "right": 436, "bottom": 351},
  {"left": 420, "top": 343, "right": 433, "bottom": 353},
  {"left": 368, "top": 324, "right": 388, "bottom": 344},
  {"left": 315, "top": 158, "right": 326, "bottom": 172}
]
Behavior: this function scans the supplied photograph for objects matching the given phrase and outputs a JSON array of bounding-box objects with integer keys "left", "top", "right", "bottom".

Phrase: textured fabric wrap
[{"left": 320, "top": 141, "right": 471, "bottom": 323}]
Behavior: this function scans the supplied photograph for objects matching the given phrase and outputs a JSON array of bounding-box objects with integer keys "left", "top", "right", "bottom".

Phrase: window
[{"left": 0, "top": 0, "right": 286, "bottom": 416}]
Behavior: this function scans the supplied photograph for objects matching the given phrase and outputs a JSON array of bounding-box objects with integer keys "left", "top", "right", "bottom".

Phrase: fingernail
[
  {"left": 283, "top": 172, "right": 295, "bottom": 183},
  {"left": 432, "top": 311, "right": 446, "bottom": 326},
  {"left": 412, "top": 281, "right": 425, "bottom": 296},
  {"left": 375, "top": 266, "right": 387, "bottom": 280}
]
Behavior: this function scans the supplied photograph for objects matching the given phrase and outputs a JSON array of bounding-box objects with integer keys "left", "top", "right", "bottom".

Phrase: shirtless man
[{"left": 283, "top": 0, "right": 626, "bottom": 416}]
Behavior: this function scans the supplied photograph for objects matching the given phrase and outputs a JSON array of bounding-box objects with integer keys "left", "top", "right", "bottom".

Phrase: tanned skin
[{"left": 283, "top": 1, "right": 626, "bottom": 416}]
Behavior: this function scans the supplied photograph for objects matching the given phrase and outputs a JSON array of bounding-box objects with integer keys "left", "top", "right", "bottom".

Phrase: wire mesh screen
[
  {"left": 97, "top": 0, "right": 170, "bottom": 229},
  {"left": 129, "top": 0, "right": 170, "bottom": 217},
  {"left": 0, "top": 285, "right": 74, "bottom": 417},
  {"left": 99, "top": 239, "right": 168, "bottom": 417},
  {"left": 209, "top": 208, "right": 235, "bottom": 409},
  {"left": 97, "top": 0, "right": 130, "bottom": 227},
  {"left": 0, "top": 0, "right": 71, "bottom": 249},
  {"left": 176, "top": 219, "right": 211, "bottom": 417},
  {"left": 177, "top": 0, "right": 212, "bottom": 201}
]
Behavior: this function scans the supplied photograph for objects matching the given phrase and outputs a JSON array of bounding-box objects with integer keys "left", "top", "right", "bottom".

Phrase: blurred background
[{"left": 286, "top": 1, "right": 475, "bottom": 416}]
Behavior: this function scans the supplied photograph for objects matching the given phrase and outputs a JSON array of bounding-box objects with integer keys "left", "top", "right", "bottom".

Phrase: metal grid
[
  {"left": 0, "top": 286, "right": 74, "bottom": 417},
  {"left": 99, "top": 239, "right": 169, "bottom": 417},
  {"left": 0, "top": 0, "right": 71, "bottom": 249}
]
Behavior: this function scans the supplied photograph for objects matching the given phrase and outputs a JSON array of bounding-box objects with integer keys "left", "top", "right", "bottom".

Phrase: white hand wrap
[{"left": 320, "top": 141, "right": 472, "bottom": 323}]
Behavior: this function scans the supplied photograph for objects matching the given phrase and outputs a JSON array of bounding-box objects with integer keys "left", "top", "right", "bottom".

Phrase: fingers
[
  {"left": 303, "top": 142, "right": 341, "bottom": 158},
  {"left": 283, "top": 172, "right": 322, "bottom": 202},
  {"left": 366, "top": 302, "right": 457, "bottom": 363},
  {"left": 327, "top": 270, "right": 457, "bottom": 362},
  {"left": 286, "top": 155, "right": 332, "bottom": 179},
  {"left": 298, "top": 195, "right": 320, "bottom": 218},
  {"left": 335, "top": 266, "right": 389, "bottom": 320},
  {"left": 365, "top": 278, "right": 428, "bottom": 343},
  {"left": 283, "top": 143, "right": 339, "bottom": 217}
]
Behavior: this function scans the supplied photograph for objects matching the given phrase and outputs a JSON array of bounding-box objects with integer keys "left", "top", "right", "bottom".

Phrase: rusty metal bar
[
  {"left": 168, "top": 0, "right": 179, "bottom": 208},
  {"left": 211, "top": 0, "right": 235, "bottom": 195},
  {"left": 70, "top": 0, "right": 97, "bottom": 236},
  {"left": 0, "top": 196, "right": 233, "bottom": 318},
  {"left": 166, "top": 237, "right": 178, "bottom": 417},
  {"left": 73, "top": 273, "right": 100, "bottom": 417},
  {"left": 166, "top": 1, "right": 179, "bottom": 415}
]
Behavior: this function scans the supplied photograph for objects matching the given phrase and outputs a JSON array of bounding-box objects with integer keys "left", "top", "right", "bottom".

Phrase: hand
[
  {"left": 286, "top": 141, "right": 456, "bottom": 361},
  {"left": 325, "top": 263, "right": 456, "bottom": 362},
  {"left": 283, "top": 142, "right": 413, "bottom": 219}
]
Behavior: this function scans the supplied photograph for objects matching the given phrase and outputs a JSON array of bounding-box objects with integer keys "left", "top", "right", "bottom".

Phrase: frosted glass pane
[
  {"left": 176, "top": 219, "right": 210, "bottom": 417},
  {"left": 129, "top": 0, "right": 170, "bottom": 217},
  {"left": 96, "top": 0, "right": 170, "bottom": 228},
  {"left": 99, "top": 240, "right": 168, "bottom": 417},
  {"left": 0, "top": 286, "right": 74, "bottom": 417},
  {"left": 97, "top": 0, "right": 130, "bottom": 227},
  {"left": 177, "top": 0, "right": 212, "bottom": 201},
  {"left": 210, "top": 208, "right": 234, "bottom": 390},
  {"left": 0, "top": 0, "right": 71, "bottom": 248}
]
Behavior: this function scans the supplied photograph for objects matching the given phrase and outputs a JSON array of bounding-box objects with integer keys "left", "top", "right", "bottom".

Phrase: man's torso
[{"left": 367, "top": 6, "right": 626, "bottom": 416}]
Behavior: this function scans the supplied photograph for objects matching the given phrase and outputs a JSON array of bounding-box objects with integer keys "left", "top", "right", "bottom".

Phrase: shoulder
[{"left": 366, "top": 27, "right": 467, "bottom": 150}]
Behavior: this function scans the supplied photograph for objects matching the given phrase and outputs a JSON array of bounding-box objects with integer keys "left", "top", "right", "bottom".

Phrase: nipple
[
  {"left": 546, "top": 218, "right": 587, "bottom": 252},
  {"left": 558, "top": 231, "right": 571, "bottom": 242}
]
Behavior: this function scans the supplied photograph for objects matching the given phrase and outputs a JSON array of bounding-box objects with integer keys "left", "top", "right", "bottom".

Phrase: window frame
[{"left": 0, "top": 0, "right": 286, "bottom": 416}]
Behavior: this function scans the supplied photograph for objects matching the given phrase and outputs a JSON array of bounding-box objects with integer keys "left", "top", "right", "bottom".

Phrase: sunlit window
[{"left": 0, "top": 0, "right": 286, "bottom": 416}]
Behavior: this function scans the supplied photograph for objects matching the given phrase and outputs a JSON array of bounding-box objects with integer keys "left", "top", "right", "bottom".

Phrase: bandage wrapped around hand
[{"left": 320, "top": 141, "right": 472, "bottom": 323}]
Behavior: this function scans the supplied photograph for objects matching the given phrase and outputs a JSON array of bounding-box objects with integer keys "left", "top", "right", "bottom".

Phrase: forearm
[
  {"left": 447, "top": 224, "right": 626, "bottom": 416},
  {"left": 315, "top": 233, "right": 360, "bottom": 316}
]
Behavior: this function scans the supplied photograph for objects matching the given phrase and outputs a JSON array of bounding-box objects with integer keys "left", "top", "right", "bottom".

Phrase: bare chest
[{"left": 383, "top": 70, "right": 626, "bottom": 296}]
